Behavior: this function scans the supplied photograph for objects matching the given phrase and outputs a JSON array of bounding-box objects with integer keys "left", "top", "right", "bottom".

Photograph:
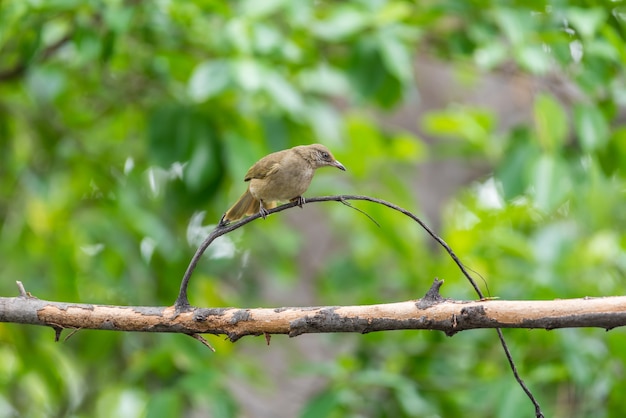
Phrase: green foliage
[{"left": 1, "top": 0, "right": 626, "bottom": 417}]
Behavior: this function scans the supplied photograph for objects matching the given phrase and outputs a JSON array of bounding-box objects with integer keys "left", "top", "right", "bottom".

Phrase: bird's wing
[{"left": 244, "top": 158, "right": 281, "bottom": 181}]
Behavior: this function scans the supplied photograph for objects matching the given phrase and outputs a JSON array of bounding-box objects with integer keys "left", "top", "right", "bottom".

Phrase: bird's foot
[
  {"left": 218, "top": 214, "right": 229, "bottom": 227},
  {"left": 259, "top": 206, "right": 269, "bottom": 219},
  {"left": 290, "top": 196, "right": 305, "bottom": 208}
]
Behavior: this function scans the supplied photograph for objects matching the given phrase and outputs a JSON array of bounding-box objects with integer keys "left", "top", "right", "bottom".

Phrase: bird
[{"left": 219, "top": 144, "right": 345, "bottom": 225}]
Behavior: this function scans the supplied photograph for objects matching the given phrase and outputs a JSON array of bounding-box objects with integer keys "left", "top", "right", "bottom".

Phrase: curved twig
[{"left": 175, "top": 194, "right": 482, "bottom": 310}]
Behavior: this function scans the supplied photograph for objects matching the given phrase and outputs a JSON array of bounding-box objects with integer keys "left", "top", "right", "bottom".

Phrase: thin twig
[
  {"left": 496, "top": 328, "right": 544, "bottom": 418},
  {"left": 464, "top": 264, "right": 492, "bottom": 298},
  {"left": 16, "top": 281, "right": 28, "bottom": 297},
  {"left": 53, "top": 326, "right": 63, "bottom": 342},
  {"left": 63, "top": 328, "right": 81, "bottom": 342},
  {"left": 188, "top": 333, "right": 216, "bottom": 352},
  {"left": 339, "top": 198, "right": 380, "bottom": 227}
]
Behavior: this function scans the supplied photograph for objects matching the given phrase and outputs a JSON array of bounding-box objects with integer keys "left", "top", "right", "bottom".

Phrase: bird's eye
[{"left": 322, "top": 152, "right": 330, "bottom": 159}]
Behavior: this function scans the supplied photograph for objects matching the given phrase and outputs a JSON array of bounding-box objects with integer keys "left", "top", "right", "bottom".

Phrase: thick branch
[{"left": 3, "top": 293, "right": 625, "bottom": 342}]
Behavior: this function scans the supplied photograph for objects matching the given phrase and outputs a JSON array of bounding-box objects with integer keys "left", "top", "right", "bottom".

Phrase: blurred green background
[{"left": 1, "top": 0, "right": 626, "bottom": 417}]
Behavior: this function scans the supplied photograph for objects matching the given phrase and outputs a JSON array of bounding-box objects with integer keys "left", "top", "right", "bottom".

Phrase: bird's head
[{"left": 306, "top": 144, "right": 346, "bottom": 171}]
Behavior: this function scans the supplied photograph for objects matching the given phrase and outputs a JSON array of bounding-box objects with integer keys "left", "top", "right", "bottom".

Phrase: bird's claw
[
  {"left": 291, "top": 196, "right": 305, "bottom": 208},
  {"left": 259, "top": 206, "right": 269, "bottom": 219}
]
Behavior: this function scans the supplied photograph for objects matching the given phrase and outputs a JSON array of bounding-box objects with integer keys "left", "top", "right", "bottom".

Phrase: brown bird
[{"left": 220, "top": 144, "right": 345, "bottom": 224}]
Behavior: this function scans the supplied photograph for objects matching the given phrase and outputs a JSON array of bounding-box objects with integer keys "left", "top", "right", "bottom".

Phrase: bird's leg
[
  {"left": 290, "top": 196, "right": 305, "bottom": 208},
  {"left": 259, "top": 201, "right": 269, "bottom": 219}
]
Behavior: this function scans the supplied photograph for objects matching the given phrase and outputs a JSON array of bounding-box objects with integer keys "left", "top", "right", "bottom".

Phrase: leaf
[
  {"left": 354, "top": 370, "right": 433, "bottom": 415},
  {"left": 313, "top": 6, "right": 369, "bottom": 40},
  {"left": 533, "top": 93, "right": 568, "bottom": 153},
  {"left": 345, "top": 114, "right": 383, "bottom": 177},
  {"left": 103, "top": 5, "right": 134, "bottom": 33},
  {"left": 566, "top": 7, "right": 606, "bottom": 39},
  {"left": 374, "top": 1, "right": 412, "bottom": 25},
  {"left": 96, "top": 388, "right": 146, "bottom": 418},
  {"left": 390, "top": 132, "right": 426, "bottom": 162},
  {"left": 145, "top": 390, "right": 181, "bottom": 418},
  {"left": 225, "top": 18, "right": 252, "bottom": 53},
  {"left": 422, "top": 106, "right": 493, "bottom": 145},
  {"left": 600, "top": 25, "right": 626, "bottom": 64},
  {"left": 531, "top": 154, "right": 572, "bottom": 212},
  {"left": 27, "top": 67, "right": 66, "bottom": 102},
  {"left": 185, "top": 139, "right": 217, "bottom": 192},
  {"left": 492, "top": 8, "right": 534, "bottom": 46},
  {"left": 233, "top": 58, "right": 264, "bottom": 91},
  {"left": 251, "top": 23, "right": 282, "bottom": 53},
  {"left": 263, "top": 72, "right": 303, "bottom": 113},
  {"left": 517, "top": 44, "right": 552, "bottom": 75},
  {"left": 598, "top": 127, "right": 626, "bottom": 177},
  {"left": 474, "top": 41, "right": 507, "bottom": 69},
  {"left": 348, "top": 41, "right": 387, "bottom": 100},
  {"left": 147, "top": 105, "right": 223, "bottom": 196},
  {"left": 574, "top": 104, "right": 609, "bottom": 152},
  {"left": 304, "top": 102, "right": 342, "bottom": 143},
  {"left": 378, "top": 32, "right": 413, "bottom": 83},
  {"left": 188, "top": 60, "right": 230, "bottom": 102},
  {"left": 299, "top": 390, "right": 339, "bottom": 418},
  {"left": 240, "top": 0, "right": 286, "bottom": 18},
  {"left": 147, "top": 105, "right": 193, "bottom": 165},
  {"left": 495, "top": 129, "right": 538, "bottom": 200},
  {"left": 298, "top": 63, "right": 349, "bottom": 96}
]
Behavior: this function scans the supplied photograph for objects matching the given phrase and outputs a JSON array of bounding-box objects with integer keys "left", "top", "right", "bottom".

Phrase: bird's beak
[{"left": 333, "top": 160, "right": 346, "bottom": 171}]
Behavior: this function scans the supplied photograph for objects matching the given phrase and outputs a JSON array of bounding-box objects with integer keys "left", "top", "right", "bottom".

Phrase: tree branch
[
  {"left": 2, "top": 281, "right": 625, "bottom": 342},
  {"left": 178, "top": 194, "right": 545, "bottom": 415}
]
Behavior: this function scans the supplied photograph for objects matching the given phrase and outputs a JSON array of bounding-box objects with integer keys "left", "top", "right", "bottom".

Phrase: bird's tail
[
  {"left": 221, "top": 189, "right": 280, "bottom": 225},
  {"left": 221, "top": 189, "right": 261, "bottom": 224}
]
